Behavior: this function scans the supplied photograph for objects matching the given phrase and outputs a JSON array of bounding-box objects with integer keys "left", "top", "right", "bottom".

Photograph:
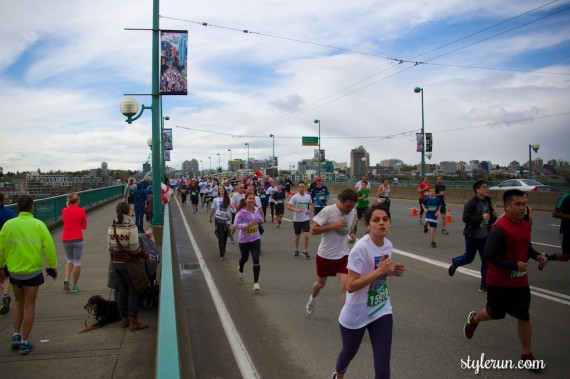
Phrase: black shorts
[
  {"left": 440, "top": 203, "right": 446, "bottom": 214},
  {"left": 293, "top": 220, "right": 310, "bottom": 234},
  {"left": 10, "top": 273, "right": 45, "bottom": 288},
  {"left": 190, "top": 196, "right": 199, "bottom": 205},
  {"left": 356, "top": 206, "right": 368, "bottom": 220},
  {"left": 561, "top": 232, "right": 569, "bottom": 255},
  {"left": 486, "top": 285, "right": 531, "bottom": 321},
  {"left": 314, "top": 206, "right": 324, "bottom": 216},
  {"left": 127, "top": 195, "right": 134, "bottom": 204},
  {"left": 275, "top": 204, "right": 285, "bottom": 216}
]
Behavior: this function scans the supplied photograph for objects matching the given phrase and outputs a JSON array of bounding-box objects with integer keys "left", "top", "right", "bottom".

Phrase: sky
[{"left": 1, "top": 0, "right": 569, "bottom": 174}]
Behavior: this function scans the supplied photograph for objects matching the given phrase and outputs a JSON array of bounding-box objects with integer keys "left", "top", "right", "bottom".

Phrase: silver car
[{"left": 489, "top": 179, "right": 551, "bottom": 192}]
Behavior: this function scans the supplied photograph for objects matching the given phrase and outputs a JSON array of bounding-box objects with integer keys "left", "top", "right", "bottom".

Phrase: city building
[{"left": 350, "top": 146, "right": 369, "bottom": 179}]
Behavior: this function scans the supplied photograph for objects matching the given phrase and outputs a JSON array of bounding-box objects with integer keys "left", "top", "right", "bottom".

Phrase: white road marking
[
  {"left": 175, "top": 198, "right": 261, "bottom": 379},
  {"left": 393, "top": 248, "right": 570, "bottom": 306}
]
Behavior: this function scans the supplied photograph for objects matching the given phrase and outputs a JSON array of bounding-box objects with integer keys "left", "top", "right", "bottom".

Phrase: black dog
[{"left": 79, "top": 295, "right": 121, "bottom": 333}]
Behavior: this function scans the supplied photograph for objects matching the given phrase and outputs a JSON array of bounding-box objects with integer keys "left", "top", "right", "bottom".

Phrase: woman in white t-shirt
[
  {"left": 209, "top": 186, "right": 232, "bottom": 260},
  {"left": 332, "top": 203, "right": 405, "bottom": 379}
]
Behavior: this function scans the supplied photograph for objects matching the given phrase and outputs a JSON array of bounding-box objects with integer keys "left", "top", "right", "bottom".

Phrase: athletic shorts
[
  {"left": 356, "top": 206, "right": 368, "bottom": 220},
  {"left": 314, "top": 206, "right": 324, "bottom": 216},
  {"left": 10, "top": 273, "right": 45, "bottom": 288},
  {"left": 293, "top": 220, "right": 310, "bottom": 235},
  {"left": 561, "top": 232, "right": 569, "bottom": 255},
  {"left": 316, "top": 254, "right": 348, "bottom": 277},
  {"left": 486, "top": 285, "right": 531, "bottom": 321},
  {"left": 127, "top": 195, "right": 134, "bottom": 204},
  {"left": 190, "top": 196, "right": 199, "bottom": 205},
  {"left": 440, "top": 203, "right": 447, "bottom": 214},
  {"left": 275, "top": 204, "right": 285, "bottom": 216},
  {"left": 427, "top": 220, "right": 438, "bottom": 229}
]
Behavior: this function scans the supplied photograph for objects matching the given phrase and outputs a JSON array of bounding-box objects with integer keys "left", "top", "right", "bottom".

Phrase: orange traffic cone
[
  {"left": 445, "top": 208, "right": 454, "bottom": 222},
  {"left": 411, "top": 206, "right": 418, "bottom": 216}
]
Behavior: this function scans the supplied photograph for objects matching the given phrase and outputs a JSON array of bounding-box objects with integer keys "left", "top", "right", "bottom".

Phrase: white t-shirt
[
  {"left": 212, "top": 197, "right": 231, "bottom": 222},
  {"left": 339, "top": 234, "right": 393, "bottom": 329},
  {"left": 288, "top": 193, "right": 312, "bottom": 222},
  {"left": 312, "top": 203, "right": 356, "bottom": 260},
  {"left": 231, "top": 192, "right": 245, "bottom": 213}
]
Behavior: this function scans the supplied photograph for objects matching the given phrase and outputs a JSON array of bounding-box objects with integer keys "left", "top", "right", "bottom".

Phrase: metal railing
[{"left": 6, "top": 185, "right": 125, "bottom": 223}]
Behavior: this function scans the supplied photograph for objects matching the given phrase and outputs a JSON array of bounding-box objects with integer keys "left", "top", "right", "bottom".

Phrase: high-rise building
[{"left": 350, "top": 146, "right": 369, "bottom": 179}]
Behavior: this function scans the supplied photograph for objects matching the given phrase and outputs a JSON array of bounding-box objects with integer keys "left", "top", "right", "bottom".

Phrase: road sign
[{"left": 302, "top": 136, "right": 319, "bottom": 146}]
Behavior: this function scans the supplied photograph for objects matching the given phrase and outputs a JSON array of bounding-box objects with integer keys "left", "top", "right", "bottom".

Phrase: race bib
[
  {"left": 367, "top": 282, "right": 389, "bottom": 307},
  {"left": 246, "top": 225, "right": 259, "bottom": 234},
  {"left": 510, "top": 271, "right": 527, "bottom": 279},
  {"left": 277, "top": 199, "right": 283, "bottom": 204}
]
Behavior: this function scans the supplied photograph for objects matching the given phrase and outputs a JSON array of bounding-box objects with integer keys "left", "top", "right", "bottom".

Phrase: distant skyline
[{"left": 1, "top": 1, "right": 569, "bottom": 173}]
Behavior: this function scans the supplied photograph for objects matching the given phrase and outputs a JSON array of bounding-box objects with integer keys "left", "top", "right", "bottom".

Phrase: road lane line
[
  {"left": 532, "top": 241, "right": 560, "bottom": 248},
  {"left": 175, "top": 198, "right": 261, "bottom": 379},
  {"left": 392, "top": 248, "right": 570, "bottom": 306}
]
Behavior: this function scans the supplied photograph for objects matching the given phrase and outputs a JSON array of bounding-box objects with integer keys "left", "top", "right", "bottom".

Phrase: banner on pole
[
  {"left": 160, "top": 30, "right": 188, "bottom": 95},
  {"left": 416, "top": 133, "right": 424, "bottom": 152},
  {"left": 425, "top": 133, "right": 433, "bottom": 152},
  {"left": 163, "top": 128, "right": 173, "bottom": 150},
  {"left": 165, "top": 150, "right": 171, "bottom": 161}
]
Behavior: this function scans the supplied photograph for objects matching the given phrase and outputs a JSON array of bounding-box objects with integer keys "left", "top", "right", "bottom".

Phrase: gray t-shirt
[
  {"left": 289, "top": 193, "right": 312, "bottom": 222},
  {"left": 313, "top": 203, "right": 356, "bottom": 260}
]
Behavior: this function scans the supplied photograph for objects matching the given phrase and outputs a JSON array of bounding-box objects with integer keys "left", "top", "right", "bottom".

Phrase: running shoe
[
  {"left": 423, "top": 223, "right": 428, "bottom": 233},
  {"left": 294, "top": 250, "right": 300, "bottom": 257},
  {"left": 464, "top": 311, "right": 478, "bottom": 339},
  {"left": 302, "top": 251, "right": 310, "bottom": 260},
  {"left": 11, "top": 334, "right": 21, "bottom": 350},
  {"left": 71, "top": 286, "right": 81, "bottom": 293},
  {"left": 431, "top": 241, "right": 437, "bottom": 248},
  {"left": 63, "top": 280, "right": 70, "bottom": 292},
  {"left": 253, "top": 283, "right": 260, "bottom": 291},
  {"left": 448, "top": 264, "right": 457, "bottom": 277},
  {"left": 442, "top": 229, "right": 449, "bottom": 235},
  {"left": 238, "top": 267, "right": 244, "bottom": 281},
  {"left": 229, "top": 235, "right": 235, "bottom": 244},
  {"left": 478, "top": 286, "right": 487, "bottom": 293},
  {"left": 219, "top": 256, "right": 225, "bottom": 261},
  {"left": 0, "top": 294, "right": 10, "bottom": 314},
  {"left": 331, "top": 372, "right": 338, "bottom": 379},
  {"left": 520, "top": 353, "right": 543, "bottom": 373},
  {"left": 306, "top": 299, "right": 315, "bottom": 316},
  {"left": 19, "top": 341, "right": 34, "bottom": 355}
]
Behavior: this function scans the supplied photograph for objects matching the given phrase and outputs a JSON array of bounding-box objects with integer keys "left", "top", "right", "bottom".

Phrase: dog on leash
[{"left": 79, "top": 295, "right": 121, "bottom": 333}]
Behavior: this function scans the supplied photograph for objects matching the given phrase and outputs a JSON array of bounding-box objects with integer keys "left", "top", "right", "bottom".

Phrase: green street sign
[{"left": 302, "top": 136, "right": 319, "bottom": 146}]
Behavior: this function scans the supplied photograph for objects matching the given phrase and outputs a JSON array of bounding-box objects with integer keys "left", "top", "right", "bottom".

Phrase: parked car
[{"left": 489, "top": 179, "right": 551, "bottom": 192}]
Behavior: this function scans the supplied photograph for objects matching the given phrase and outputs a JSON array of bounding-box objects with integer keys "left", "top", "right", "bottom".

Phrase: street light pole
[
  {"left": 227, "top": 148, "right": 232, "bottom": 171},
  {"left": 208, "top": 156, "right": 211, "bottom": 173},
  {"left": 217, "top": 153, "right": 220, "bottom": 171},
  {"left": 269, "top": 134, "right": 275, "bottom": 168},
  {"left": 314, "top": 119, "right": 321, "bottom": 178},
  {"left": 529, "top": 143, "right": 540, "bottom": 179},
  {"left": 245, "top": 143, "right": 249, "bottom": 170},
  {"left": 200, "top": 160, "right": 203, "bottom": 175},
  {"left": 414, "top": 87, "right": 425, "bottom": 178}
]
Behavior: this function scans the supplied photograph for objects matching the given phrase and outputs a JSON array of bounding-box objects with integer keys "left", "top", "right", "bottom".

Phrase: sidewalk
[{"left": 0, "top": 200, "right": 157, "bottom": 379}]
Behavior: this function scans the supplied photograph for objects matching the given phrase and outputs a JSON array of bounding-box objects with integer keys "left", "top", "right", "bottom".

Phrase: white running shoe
[
  {"left": 253, "top": 283, "right": 260, "bottom": 291},
  {"left": 306, "top": 299, "right": 315, "bottom": 316}
]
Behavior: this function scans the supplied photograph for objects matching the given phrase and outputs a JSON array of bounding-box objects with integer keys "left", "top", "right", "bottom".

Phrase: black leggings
[
  {"left": 238, "top": 239, "right": 261, "bottom": 283},
  {"left": 214, "top": 218, "right": 229, "bottom": 256},
  {"left": 336, "top": 314, "right": 393, "bottom": 379}
]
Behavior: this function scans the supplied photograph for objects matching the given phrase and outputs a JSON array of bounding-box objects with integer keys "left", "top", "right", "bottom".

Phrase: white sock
[{"left": 309, "top": 295, "right": 316, "bottom": 304}]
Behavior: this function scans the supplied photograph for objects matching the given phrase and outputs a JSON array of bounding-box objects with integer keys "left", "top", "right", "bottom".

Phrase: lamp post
[
  {"left": 414, "top": 87, "right": 426, "bottom": 178},
  {"left": 361, "top": 157, "right": 367, "bottom": 178},
  {"left": 313, "top": 119, "right": 321, "bottom": 178},
  {"left": 200, "top": 160, "right": 203, "bottom": 175},
  {"left": 208, "top": 156, "right": 211, "bottom": 174},
  {"left": 217, "top": 153, "right": 220, "bottom": 171},
  {"left": 245, "top": 143, "right": 249, "bottom": 170},
  {"left": 529, "top": 143, "right": 540, "bottom": 179},
  {"left": 269, "top": 134, "right": 275, "bottom": 168},
  {"left": 227, "top": 148, "right": 232, "bottom": 171}
]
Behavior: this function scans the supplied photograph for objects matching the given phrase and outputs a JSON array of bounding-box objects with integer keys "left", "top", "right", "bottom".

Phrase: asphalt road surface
[{"left": 170, "top": 195, "right": 569, "bottom": 379}]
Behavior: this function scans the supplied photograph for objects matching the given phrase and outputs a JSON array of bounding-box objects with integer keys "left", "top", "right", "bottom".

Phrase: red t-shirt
[
  {"left": 418, "top": 182, "right": 431, "bottom": 200},
  {"left": 61, "top": 205, "right": 87, "bottom": 241}
]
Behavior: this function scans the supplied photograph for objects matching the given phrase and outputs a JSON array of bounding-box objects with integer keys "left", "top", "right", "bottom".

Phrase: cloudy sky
[{"left": 1, "top": 0, "right": 569, "bottom": 174}]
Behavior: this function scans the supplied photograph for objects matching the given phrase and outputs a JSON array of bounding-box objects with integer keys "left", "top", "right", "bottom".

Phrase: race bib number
[
  {"left": 423, "top": 190, "right": 429, "bottom": 196},
  {"left": 510, "top": 271, "right": 528, "bottom": 279},
  {"left": 318, "top": 194, "right": 325, "bottom": 200},
  {"left": 260, "top": 194, "right": 267, "bottom": 198},
  {"left": 192, "top": 191, "right": 197, "bottom": 196},
  {"left": 246, "top": 225, "right": 259, "bottom": 234},
  {"left": 367, "top": 282, "right": 389, "bottom": 307},
  {"left": 277, "top": 199, "right": 283, "bottom": 204}
]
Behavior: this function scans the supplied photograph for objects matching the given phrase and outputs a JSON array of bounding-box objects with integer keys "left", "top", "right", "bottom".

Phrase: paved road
[{"left": 171, "top": 195, "right": 569, "bottom": 378}]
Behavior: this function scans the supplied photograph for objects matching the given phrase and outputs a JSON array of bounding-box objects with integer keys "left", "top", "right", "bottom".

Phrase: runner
[
  {"left": 287, "top": 182, "right": 312, "bottom": 259},
  {"left": 306, "top": 189, "right": 358, "bottom": 316},
  {"left": 209, "top": 186, "right": 232, "bottom": 260},
  {"left": 229, "top": 184, "right": 246, "bottom": 243},
  {"left": 272, "top": 183, "right": 287, "bottom": 228},
  {"left": 187, "top": 179, "right": 200, "bottom": 214},
  {"left": 354, "top": 180, "right": 370, "bottom": 234},
  {"left": 549, "top": 191, "right": 570, "bottom": 263},
  {"left": 422, "top": 188, "right": 442, "bottom": 248},
  {"left": 311, "top": 177, "right": 330, "bottom": 216},
  {"left": 332, "top": 203, "right": 405, "bottom": 379},
  {"left": 234, "top": 193, "right": 264, "bottom": 291},
  {"left": 266, "top": 181, "right": 278, "bottom": 223},
  {"left": 435, "top": 176, "right": 449, "bottom": 235},
  {"left": 377, "top": 179, "right": 391, "bottom": 211}
]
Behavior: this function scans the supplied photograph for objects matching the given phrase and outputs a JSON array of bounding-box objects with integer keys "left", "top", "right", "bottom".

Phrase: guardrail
[
  {"left": 6, "top": 185, "right": 125, "bottom": 224},
  {"left": 156, "top": 205, "right": 181, "bottom": 378}
]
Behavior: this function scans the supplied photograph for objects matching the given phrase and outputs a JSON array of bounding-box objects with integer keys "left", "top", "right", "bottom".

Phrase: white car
[{"left": 489, "top": 179, "right": 551, "bottom": 192}]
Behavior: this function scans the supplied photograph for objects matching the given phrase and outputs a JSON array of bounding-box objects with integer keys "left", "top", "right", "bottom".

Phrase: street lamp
[
  {"left": 529, "top": 143, "right": 540, "bottom": 179},
  {"left": 200, "top": 160, "right": 203, "bottom": 175},
  {"left": 217, "top": 153, "right": 220, "bottom": 171},
  {"left": 245, "top": 143, "right": 250, "bottom": 170},
  {"left": 414, "top": 87, "right": 426, "bottom": 178},
  {"left": 227, "top": 148, "right": 232, "bottom": 171},
  {"left": 269, "top": 134, "right": 275, "bottom": 168},
  {"left": 426, "top": 152, "right": 432, "bottom": 160},
  {"left": 314, "top": 119, "right": 321, "bottom": 178},
  {"left": 361, "top": 157, "right": 366, "bottom": 178},
  {"left": 208, "top": 156, "right": 211, "bottom": 174}
]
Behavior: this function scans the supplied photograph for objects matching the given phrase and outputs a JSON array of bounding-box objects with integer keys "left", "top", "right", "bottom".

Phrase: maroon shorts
[{"left": 316, "top": 254, "right": 348, "bottom": 277}]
